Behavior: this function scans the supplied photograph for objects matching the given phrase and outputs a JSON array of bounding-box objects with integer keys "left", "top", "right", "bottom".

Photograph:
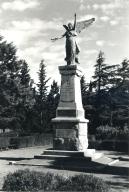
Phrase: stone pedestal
[
  {"left": 52, "top": 65, "right": 89, "bottom": 151},
  {"left": 35, "top": 64, "right": 103, "bottom": 162}
]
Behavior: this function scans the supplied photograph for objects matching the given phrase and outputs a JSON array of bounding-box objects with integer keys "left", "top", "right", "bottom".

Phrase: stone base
[
  {"left": 52, "top": 117, "right": 89, "bottom": 151},
  {"left": 34, "top": 149, "right": 103, "bottom": 161}
]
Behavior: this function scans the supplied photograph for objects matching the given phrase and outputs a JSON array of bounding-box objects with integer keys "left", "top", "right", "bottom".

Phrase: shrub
[
  {"left": 3, "top": 169, "right": 110, "bottom": 192},
  {"left": 2, "top": 169, "right": 54, "bottom": 191},
  {"left": 54, "top": 174, "right": 109, "bottom": 192},
  {"left": 96, "top": 125, "right": 129, "bottom": 151},
  {"left": 96, "top": 125, "right": 129, "bottom": 141}
]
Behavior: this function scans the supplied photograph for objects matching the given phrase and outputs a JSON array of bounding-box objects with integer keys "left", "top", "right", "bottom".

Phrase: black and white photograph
[{"left": 0, "top": 0, "right": 129, "bottom": 191}]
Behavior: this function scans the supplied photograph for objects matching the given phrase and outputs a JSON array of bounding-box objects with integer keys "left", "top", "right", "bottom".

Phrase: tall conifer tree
[
  {"left": 0, "top": 36, "right": 20, "bottom": 132},
  {"left": 35, "top": 60, "right": 50, "bottom": 132}
]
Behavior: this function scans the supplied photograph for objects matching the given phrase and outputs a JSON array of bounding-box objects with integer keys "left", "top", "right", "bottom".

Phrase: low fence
[
  {"left": 89, "top": 139, "right": 129, "bottom": 152},
  {"left": 0, "top": 134, "right": 128, "bottom": 152},
  {"left": 0, "top": 136, "right": 11, "bottom": 149},
  {"left": 0, "top": 134, "right": 53, "bottom": 149}
]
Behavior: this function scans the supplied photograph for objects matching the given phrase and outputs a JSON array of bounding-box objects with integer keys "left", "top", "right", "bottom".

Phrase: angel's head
[{"left": 68, "top": 22, "right": 73, "bottom": 30}]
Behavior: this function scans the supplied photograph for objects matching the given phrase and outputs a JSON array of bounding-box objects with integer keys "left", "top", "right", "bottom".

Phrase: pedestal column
[{"left": 52, "top": 65, "right": 89, "bottom": 151}]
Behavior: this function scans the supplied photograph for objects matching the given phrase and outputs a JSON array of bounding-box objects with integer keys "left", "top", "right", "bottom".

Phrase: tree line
[
  {"left": 0, "top": 36, "right": 59, "bottom": 135},
  {"left": 0, "top": 36, "right": 128, "bottom": 135},
  {"left": 81, "top": 51, "right": 129, "bottom": 134}
]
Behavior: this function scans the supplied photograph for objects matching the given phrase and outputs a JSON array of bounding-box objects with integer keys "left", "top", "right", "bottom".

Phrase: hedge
[{"left": 3, "top": 169, "right": 110, "bottom": 192}]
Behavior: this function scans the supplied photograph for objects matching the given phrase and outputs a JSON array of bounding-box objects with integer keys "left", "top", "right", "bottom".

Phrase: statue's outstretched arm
[
  {"left": 51, "top": 33, "right": 66, "bottom": 42},
  {"left": 73, "top": 13, "right": 77, "bottom": 30}
]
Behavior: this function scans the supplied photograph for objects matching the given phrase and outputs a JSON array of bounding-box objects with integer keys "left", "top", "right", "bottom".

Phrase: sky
[{"left": 0, "top": 0, "right": 129, "bottom": 85}]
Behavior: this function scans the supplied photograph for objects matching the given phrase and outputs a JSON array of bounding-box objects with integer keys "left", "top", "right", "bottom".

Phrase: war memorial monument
[{"left": 36, "top": 14, "right": 102, "bottom": 160}]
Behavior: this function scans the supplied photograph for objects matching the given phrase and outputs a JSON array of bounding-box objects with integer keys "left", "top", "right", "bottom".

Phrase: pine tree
[
  {"left": 37, "top": 60, "right": 49, "bottom": 102},
  {"left": 117, "top": 59, "right": 129, "bottom": 87},
  {"left": 0, "top": 36, "right": 20, "bottom": 132},
  {"left": 91, "top": 51, "right": 118, "bottom": 130},
  {"left": 35, "top": 60, "right": 50, "bottom": 132},
  {"left": 93, "top": 51, "right": 105, "bottom": 93},
  {"left": 19, "top": 60, "right": 30, "bottom": 86},
  {"left": 109, "top": 59, "right": 129, "bottom": 127},
  {"left": 0, "top": 36, "right": 36, "bottom": 134},
  {"left": 93, "top": 51, "right": 117, "bottom": 93},
  {"left": 16, "top": 60, "right": 35, "bottom": 134}
]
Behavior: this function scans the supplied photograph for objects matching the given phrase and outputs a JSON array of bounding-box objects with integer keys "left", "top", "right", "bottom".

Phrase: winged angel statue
[{"left": 51, "top": 14, "right": 95, "bottom": 65}]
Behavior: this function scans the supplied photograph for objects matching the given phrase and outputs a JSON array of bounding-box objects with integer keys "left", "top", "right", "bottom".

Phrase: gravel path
[{"left": 0, "top": 147, "right": 128, "bottom": 192}]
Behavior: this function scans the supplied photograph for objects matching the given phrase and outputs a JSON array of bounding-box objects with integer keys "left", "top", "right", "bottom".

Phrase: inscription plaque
[
  {"left": 60, "top": 76, "right": 74, "bottom": 102},
  {"left": 56, "top": 129, "right": 76, "bottom": 138}
]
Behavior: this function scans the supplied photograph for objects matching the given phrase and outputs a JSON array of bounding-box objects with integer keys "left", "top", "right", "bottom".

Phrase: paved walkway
[{"left": 0, "top": 146, "right": 129, "bottom": 192}]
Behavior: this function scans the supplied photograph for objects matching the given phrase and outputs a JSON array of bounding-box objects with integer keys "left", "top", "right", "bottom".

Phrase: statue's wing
[
  {"left": 76, "top": 18, "right": 95, "bottom": 33},
  {"left": 63, "top": 24, "right": 69, "bottom": 31}
]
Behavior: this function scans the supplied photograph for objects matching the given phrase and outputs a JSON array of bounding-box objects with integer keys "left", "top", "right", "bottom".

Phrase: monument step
[
  {"left": 43, "top": 150, "right": 85, "bottom": 157},
  {"left": 89, "top": 152, "right": 103, "bottom": 160},
  {"left": 34, "top": 154, "right": 91, "bottom": 161},
  {"left": 43, "top": 149, "right": 101, "bottom": 160},
  {"left": 34, "top": 149, "right": 103, "bottom": 161}
]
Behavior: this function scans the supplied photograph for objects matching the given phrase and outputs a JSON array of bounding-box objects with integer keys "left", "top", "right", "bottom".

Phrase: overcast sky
[{"left": 0, "top": 0, "right": 129, "bottom": 84}]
